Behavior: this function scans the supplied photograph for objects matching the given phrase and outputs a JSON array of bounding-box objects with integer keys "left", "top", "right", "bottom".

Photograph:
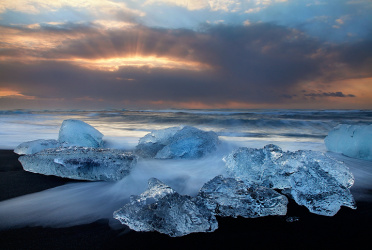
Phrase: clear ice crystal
[
  {"left": 113, "top": 178, "right": 218, "bottom": 237},
  {"left": 19, "top": 147, "right": 137, "bottom": 181},
  {"left": 198, "top": 175, "right": 288, "bottom": 218},
  {"left": 325, "top": 124, "right": 372, "bottom": 160},
  {"left": 224, "top": 144, "right": 356, "bottom": 216},
  {"left": 14, "top": 139, "right": 62, "bottom": 155},
  {"left": 135, "top": 125, "right": 219, "bottom": 159},
  {"left": 58, "top": 119, "right": 104, "bottom": 147},
  {"left": 288, "top": 162, "right": 356, "bottom": 216}
]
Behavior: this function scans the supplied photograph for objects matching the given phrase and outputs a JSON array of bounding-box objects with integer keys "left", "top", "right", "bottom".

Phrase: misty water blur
[
  {"left": 0, "top": 147, "right": 228, "bottom": 229},
  {"left": 0, "top": 109, "right": 372, "bottom": 230}
]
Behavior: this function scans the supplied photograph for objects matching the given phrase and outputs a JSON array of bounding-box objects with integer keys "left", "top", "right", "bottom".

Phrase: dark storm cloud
[
  {"left": 1, "top": 22, "right": 371, "bottom": 108},
  {"left": 304, "top": 92, "right": 356, "bottom": 98},
  {"left": 337, "top": 37, "right": 372, "bottom": 75}
]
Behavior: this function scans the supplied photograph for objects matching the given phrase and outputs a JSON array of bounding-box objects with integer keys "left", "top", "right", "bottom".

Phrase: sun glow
[{"left": 71, "top": 56, "right": 212, "bottom": 71}]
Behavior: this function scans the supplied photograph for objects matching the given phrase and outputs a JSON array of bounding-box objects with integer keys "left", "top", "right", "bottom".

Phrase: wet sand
[{"left": 1, "top": 150, "right": 371, "bottom": 249}]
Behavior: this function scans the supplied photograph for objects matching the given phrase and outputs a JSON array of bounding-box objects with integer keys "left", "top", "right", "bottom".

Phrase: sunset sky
[{"left": 0, "top": 0, "right": 371, "bottom": 110}]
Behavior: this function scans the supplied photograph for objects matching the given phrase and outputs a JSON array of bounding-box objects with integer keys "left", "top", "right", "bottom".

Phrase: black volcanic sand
[{"left": 1, "top": 150, "right": 372, "bottom": 249}]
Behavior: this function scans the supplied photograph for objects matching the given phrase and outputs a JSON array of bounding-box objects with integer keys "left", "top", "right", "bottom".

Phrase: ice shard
[
  {"left": 19, "top": 147, "right": 137, "bottom": 181},
  {"left": 14, "top": 139, "right": 62, "bottom": 155},
  {"left": 224, "top": 144, "right": 356, "bottom": 216},
  {"left": 113, "top": 178, "right": 218, "bottom": 237},
  {"left": 135, "top": 125, "right": 219, "bottom": 159},
  {"left": 198, "top": 175, "right": 288, "bottom": 218},
  {"left": 325, "top": 124, "right": 372, "bottom": 160},
  {"left": 58, "top": 119, "right": 104, "bottom": 147}
]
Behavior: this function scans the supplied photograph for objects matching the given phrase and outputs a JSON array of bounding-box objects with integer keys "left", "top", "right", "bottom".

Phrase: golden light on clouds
[
  {"left": 0, "top": 89, "right": 35, "bottom": 99},
  {"left": 0, "top": 24, "right": 211, "bottom": 72},
  {"left": 299, "top": 77, "right": 372, "bottom": 109},
  {"left": 70, "top": 56, "right": 212, "bottom": 72},
  {"left": 334, "top": 77, "right": 372, "bottom": 106}
]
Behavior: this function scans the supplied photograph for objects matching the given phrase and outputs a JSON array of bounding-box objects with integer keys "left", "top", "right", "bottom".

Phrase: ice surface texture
[
  {"left": 14, "top": 119, "right": 104, "bottom": 155},
  {"left": 325, "top": 124, "right": 372, "bottom": 161},
  {"left": 14, "top": 139, "right": 62, "bottom": 155},
  {"left": 59, "top": 119, "right": 103, "bottom": 147},
  {"left": 19, "top": 147, "right": 137, "bottom": 181},
  {"left": 224, "top": 144, "right": 356, "bottom": 216},
  {"left": 198, "top": 175, "right": 288, "bottom": 218},
  {"left": 113, "top": 178, "right": 218, "bottom": 237},
  {"left": 135, "top": 126, "right": 219, "bottom": 159}
]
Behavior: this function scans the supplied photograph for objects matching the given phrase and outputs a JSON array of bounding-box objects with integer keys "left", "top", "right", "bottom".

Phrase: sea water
[{"left": 0, "top": 109, "right": 371, "bottom": 229}]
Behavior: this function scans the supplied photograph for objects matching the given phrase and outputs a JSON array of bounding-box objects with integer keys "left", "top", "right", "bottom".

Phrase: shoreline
[{"left": 1, "top": 149, "right": 371, "bottom": 249}]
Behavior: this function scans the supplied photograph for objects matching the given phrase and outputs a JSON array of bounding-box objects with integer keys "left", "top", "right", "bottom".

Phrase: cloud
[
  {"left": 144, "top": 0, "right": 288, "bottom": 13},
  {"left": 0, "top": 0, "right": 145, "bottom": 16},
  {"left": 304, "top": 92, "right": 356, "bottom": 98},
  {"left": 0, "top": 22, "right": 371, "bottom": 109},
  {"left": 143, "top": 0, "right": 243, "bottom": 12}
]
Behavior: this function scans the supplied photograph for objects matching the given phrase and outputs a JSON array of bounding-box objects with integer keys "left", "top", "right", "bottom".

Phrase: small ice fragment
[{"left": 285, "top": 216, "right": 300, "bottom": 222}]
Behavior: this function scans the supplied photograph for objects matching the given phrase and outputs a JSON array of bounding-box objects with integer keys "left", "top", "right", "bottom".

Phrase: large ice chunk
[
  {"left": 58, "top": 119, "right": 103, "bottom": 147},
  {"left": 325, "top": 124, "right": 372, "bottom": 160},
  {"left": 14, "top": 139, "right": 62, "bottom": 155},
  {"left": 288, "top": 162, "right": 356, "bottom": 216},
  {"left": 224, "top": 144, "right": 356, "bottom": 216},
  {"left": 19, "top": 147, "right": 137, "bottom": 181},
  {"left": 198, "top": 175, "right": 288, "bottom": 218},
  {"left": 224, "top": 144, "right": 293, "bottom": 189},
  {"left": 135, "top": 126, "right": 219, "bottom": 159},
  {"left": 113, "top": 178, "right": 218, "bottom": 237}
]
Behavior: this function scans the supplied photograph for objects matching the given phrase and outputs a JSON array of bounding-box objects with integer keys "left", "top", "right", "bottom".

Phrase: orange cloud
[{"left": 0, "top": 89, "right": 35, "bottom": 99}]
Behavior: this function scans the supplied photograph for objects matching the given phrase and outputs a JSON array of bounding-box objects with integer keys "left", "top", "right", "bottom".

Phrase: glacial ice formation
[
  {"left": 198, "top": 175, "right": 288, "bottom": 218},
  {"left": 325, "top": 124, "right": 372, "bottom": 161},
  {"left": 19, "top": 147, "right": 137, "bottom": 181},
  {"left": 224, "top": 144, "right": 356, "bottom": 216},
  {"left": 14, "top": 119, "right": 104, "bottom": 155},
  {"left": 135, "top": 125, "right": 220, "bottom": 159},
  {"left": 59, "top": 119, "right": 103, "bottom": 147},
  {"left": 113, "top": 178, "right": 218, "bottom": 237},
  {"left": 14, "top": 139, "right": 62, "bottom": 155}
]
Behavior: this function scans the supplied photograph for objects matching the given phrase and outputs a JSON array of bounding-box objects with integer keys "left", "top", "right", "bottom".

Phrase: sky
[{"left": 0, "top": 0, "right": 371, "bottom": 110}]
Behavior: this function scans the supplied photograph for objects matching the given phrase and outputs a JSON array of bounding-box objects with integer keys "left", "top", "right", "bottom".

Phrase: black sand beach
[{"left": 1, "top": 149, "right": 371, "bottom": 249}]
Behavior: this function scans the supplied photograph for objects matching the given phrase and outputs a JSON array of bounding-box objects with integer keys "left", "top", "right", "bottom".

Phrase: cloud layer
[
  {"left": 1, "top": 21, "right": 371, "bottom": 109},
  {"left": 0, "top": 0, "right": 371, "bottom": 109}
]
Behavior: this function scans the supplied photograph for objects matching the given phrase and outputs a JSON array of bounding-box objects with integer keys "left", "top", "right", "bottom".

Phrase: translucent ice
[
  {"left": 113, "top": 178, "right": 218, "bottom": 237},
  {"left": 19, "top": 147, "right": 137, "bottom": 181},
  {"left": 135, "top": 126, "right": 219, "bottom": 159},
  {"left": 58, "top": 119, "right": 104, "bottom": 147},
  {"left": 14, "top": 139, "right": 62, "bottom": 155},
  {"left": 224, "top": 144, "right": 355, "bottom": 216},
  {"left": 224, "top": 144, "right": 293, "bottom": 189},
  {"left": 198, "top": 175, "right": 288, "bottom": 218},
  {"left": 325, "top": 124, "right": 372, "bottom": 160},
  {"left": 288, "top": 162, "right": 356, "bottom": 216}
]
